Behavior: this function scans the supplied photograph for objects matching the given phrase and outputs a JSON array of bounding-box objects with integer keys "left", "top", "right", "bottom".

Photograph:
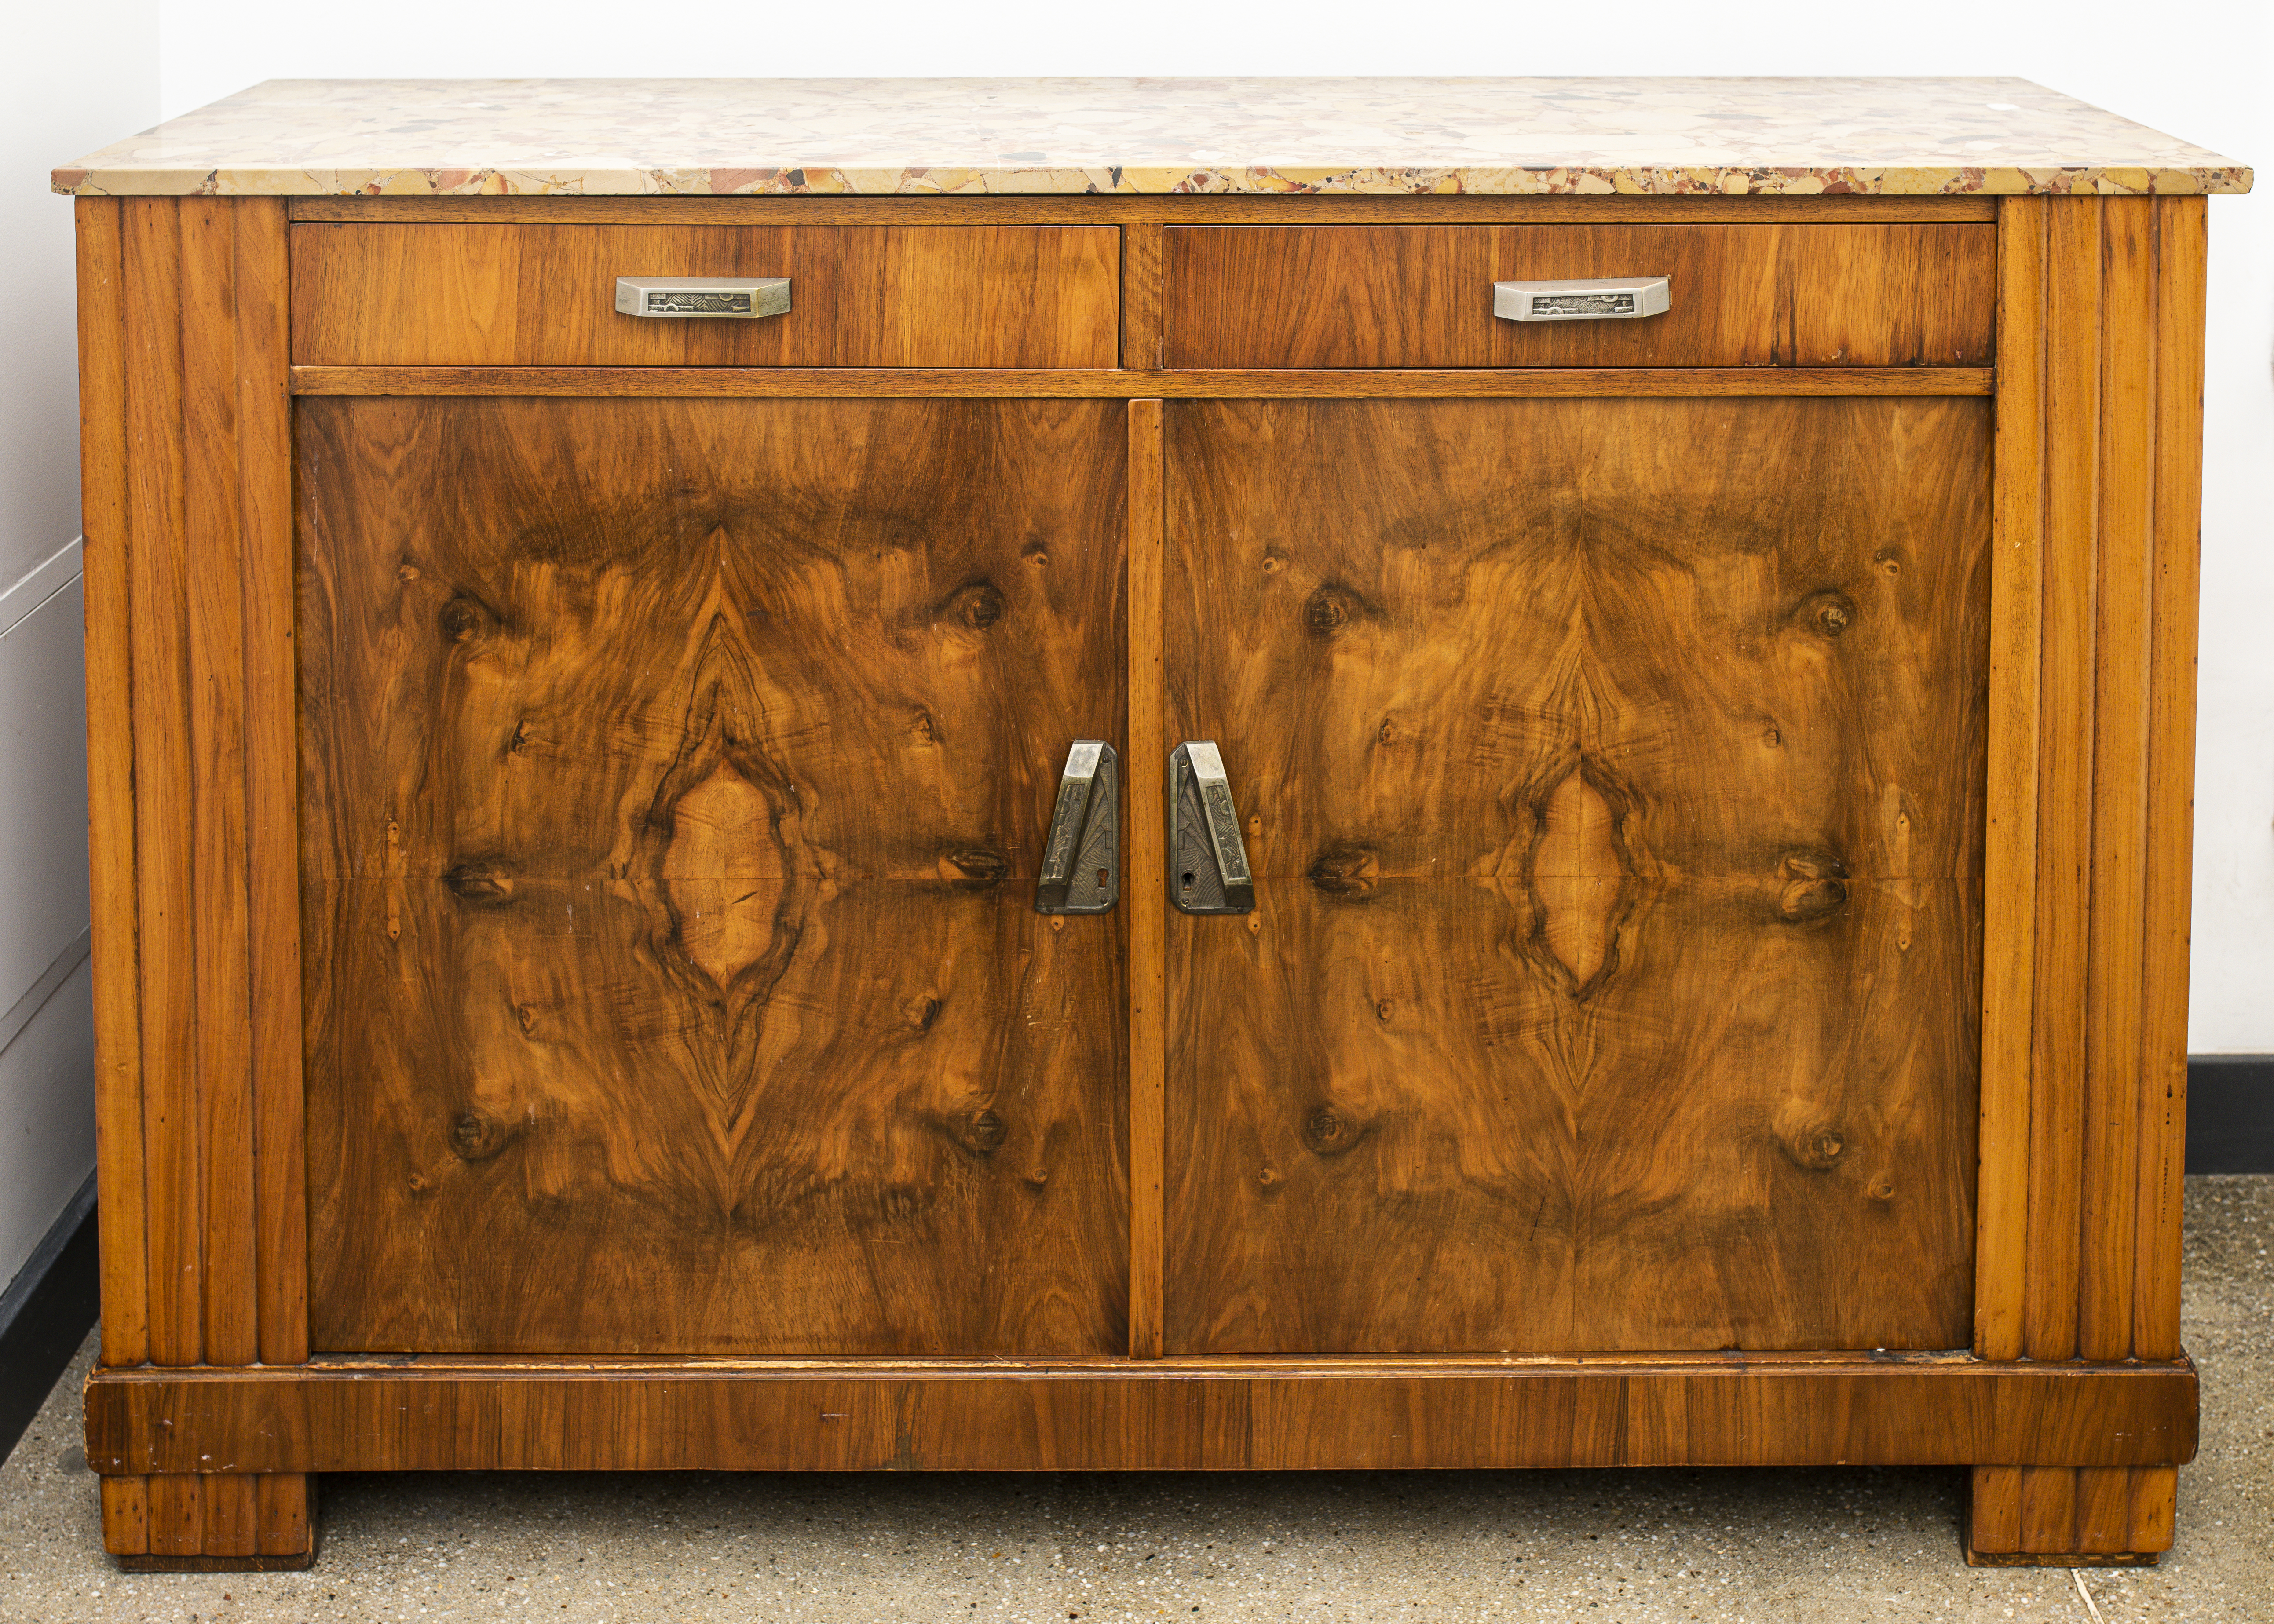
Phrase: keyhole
[
  {"left": 1097, "top": 869, "right": 1110, "bottom": 889},
  {"left": 1181, "top": 872, "right": 1195, "bottom": 894}
]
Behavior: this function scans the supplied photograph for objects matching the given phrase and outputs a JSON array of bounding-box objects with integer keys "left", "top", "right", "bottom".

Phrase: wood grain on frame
[
  {"left": 77, "top": 197, "right": 148, "bottom": 1372},
  {"left": 82, "top": 1353, "right": 2196, "bottom": 1475},
  {"left": 1964, "top": 192, "right": 2209, "bottom": 1565},
  {"left": 288, "top": 365, "right": 1997, "bottom": 398},
  {"left": 1126, "top": 400, "right": 1167, "bottom": 1358},
  {"left": 80, "top": 195, "right": 312, "bottom": 1562}
]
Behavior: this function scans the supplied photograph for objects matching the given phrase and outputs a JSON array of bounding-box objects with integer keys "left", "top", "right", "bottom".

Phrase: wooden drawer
[
  {"left": 292, "top": 223, "right": 1121, "bottom": 367},
  {"left": 1163, "top": 224, "right": 1995, "bottom": 368}
]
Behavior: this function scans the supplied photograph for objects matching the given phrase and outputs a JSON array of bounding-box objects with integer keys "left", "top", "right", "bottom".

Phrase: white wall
[
  {"left": 4, "top": 12, "right": 156, "bottom": 1287},
  {"left": 79, "top": 1, "right": 2274, "bottom": 1055}
]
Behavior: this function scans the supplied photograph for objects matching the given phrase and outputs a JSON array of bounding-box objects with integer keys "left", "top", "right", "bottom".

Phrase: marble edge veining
[{"left": 51, "top": 77, "right": 2254, "bottom": 198}]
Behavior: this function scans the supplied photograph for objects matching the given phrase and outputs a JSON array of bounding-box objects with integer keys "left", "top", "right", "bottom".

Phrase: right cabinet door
[{"left": 1162, "top": 396, "right": 1992, "bottom": 1355}]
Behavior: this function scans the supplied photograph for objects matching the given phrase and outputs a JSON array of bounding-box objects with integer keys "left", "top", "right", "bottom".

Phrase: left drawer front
[{"left": 291, "top": 223, "right": 1122, "bottom": 367}]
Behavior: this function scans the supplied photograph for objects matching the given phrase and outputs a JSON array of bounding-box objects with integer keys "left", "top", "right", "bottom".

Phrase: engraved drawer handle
[
  {"left": 1493, "top": 276, "right": 1671, "bottom": 322},
  {"left": 614, "top": 277, "right": 791, "bottom": 319},
  {"left": 1037, "top": 740, "right": 1119, "bottom": 915},
  {"left": 1170, "top": 741, "right": 1254, "bottom": 916}
]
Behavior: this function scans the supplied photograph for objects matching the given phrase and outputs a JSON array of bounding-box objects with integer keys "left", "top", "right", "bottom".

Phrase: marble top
[{"left": 52, "top": 77, "right": 2250, "bottom": 198}]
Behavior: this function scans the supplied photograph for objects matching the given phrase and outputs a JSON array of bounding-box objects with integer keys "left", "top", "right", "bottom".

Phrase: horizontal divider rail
[{"left": 289, "top": 365, "right": 1998, "bottom": 399}]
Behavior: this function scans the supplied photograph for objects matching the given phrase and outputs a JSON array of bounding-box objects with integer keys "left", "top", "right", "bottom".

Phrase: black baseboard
[
  {"left": 0, "top": 1172, "right": 98, "bottom": 1467},
  {"left": 2188, "top": 1055, "right": 2274, "bottom": 1174}
]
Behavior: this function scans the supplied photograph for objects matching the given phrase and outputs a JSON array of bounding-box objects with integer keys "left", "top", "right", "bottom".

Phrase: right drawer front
[{"left": 1163, "top": 224, "right": 1996, "bottom": 369}]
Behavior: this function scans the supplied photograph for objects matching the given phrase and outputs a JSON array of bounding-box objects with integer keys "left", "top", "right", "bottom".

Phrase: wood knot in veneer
[
  {"left": 1302, "top": 583, "right": 1377, "bottom": 641},
  {"left": 1795, "top": 588, "right": 1858, "bottom": 639},
  {"left": 1302, "top": 1106, "right": 1369, "bottom": 1158},
  {"left": 940, "top": 577, "right": 1005, "bottom": 632},
  {"left": 1779, "top": 1123, "right": 1850, "bottom": 1172},
  {"left": 940, "top": 848, "right": 1009, "bottom": 890},
  {"left": 443, "top": 859, "right": 515, "bottom": 906},
  {"left": 1774, "top": 850, "right": 1849, "bottom": 922},
  {"left": 436, "top": 590, "right": 499, "bottom": 644},
  {"left": 1308, "top": 843, "right": 1381, "bottom": 898},
  {"left": 956, "top": 1109, "right": 1008, "bottom": 1157},
  {"left": 449, "top": 1107, "right": 515, "bottom": 1162}
]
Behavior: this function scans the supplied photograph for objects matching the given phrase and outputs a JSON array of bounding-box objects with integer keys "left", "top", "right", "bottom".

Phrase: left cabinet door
[{"left": 297, "top": 395, "right": 1130, "bottom": 1355}]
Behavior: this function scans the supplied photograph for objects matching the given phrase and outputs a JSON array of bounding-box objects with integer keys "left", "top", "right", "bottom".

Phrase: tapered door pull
[
  {"left": 615, "top": 277, "right": 792, "bottom": 318},
  {"left": 1036, "top": 741, "right": 1119, "bottom": 914},
  {"left": 1169, "top": 741, "right": 1254, "bottom": 915},
  {"left": 1493, "top": 276, "right": 1671, "bottom": 321}
]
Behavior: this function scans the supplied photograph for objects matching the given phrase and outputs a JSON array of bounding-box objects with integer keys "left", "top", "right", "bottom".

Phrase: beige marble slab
[{"left": 52, "top": 77, "right": 2249, "bottom": 198}]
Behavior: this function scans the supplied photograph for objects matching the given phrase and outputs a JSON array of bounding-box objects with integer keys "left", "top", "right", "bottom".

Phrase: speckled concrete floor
[{"left": 4, "top": 1175, "right": 2267, "bottom": 1624}]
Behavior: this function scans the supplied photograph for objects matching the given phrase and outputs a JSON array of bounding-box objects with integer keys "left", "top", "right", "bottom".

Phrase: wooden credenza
[{"left": 57, "top": 78, "right": 2248, "bottom": 1572}]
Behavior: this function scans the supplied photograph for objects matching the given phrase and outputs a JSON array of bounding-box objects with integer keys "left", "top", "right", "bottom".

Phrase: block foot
[{"left": 1966, "top": 1465, "right": 2174, "bottom": 1566}]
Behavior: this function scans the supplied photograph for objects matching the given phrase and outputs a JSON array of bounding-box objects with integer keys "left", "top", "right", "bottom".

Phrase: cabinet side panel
[
  {"left": 2078, "top": 197, "right": 2158, "bottom": 1362},
  {"left": 1975, "top": 196, "right": 2047, "bottom": 1362},
  {"left": 121, "top": 197, "right": 202, "bottom": 1369},
  {"left": 77, "top": 197, "right": 149, "bottom": 1369},
  {"left": 2134, "top": 197, "right": 2206, "bottom": 1363},
  {"left": 82, "top": 197, "right": 313, "bottom": 1565},
  {"left": 1976, "top": 195, "right": 2208, "bottom": 1379},
  {"left": 234, "top": 199, "right": 309, "bottom": 1366},
  {"left": 180, "top": 197, "right": 260, "bottom": 1369},
  {"left": 2021, "top": 197, "right": 2103, "bottom": 1364}
]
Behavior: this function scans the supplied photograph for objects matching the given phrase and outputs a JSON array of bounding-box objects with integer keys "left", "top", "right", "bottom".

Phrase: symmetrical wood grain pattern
[
  {"left": 291, "top": 223, "right": 1119, "bottom": 367},
  {"left": 1966, "top": 193, "right": 2207, "bottom": 1562},
  {"left": 296, "top": 396, "right": 1128, "bottom": 1354},
  {"left": 1163, "top": 396, "right": 1991, "bottom": 1354},
  {"left": 82, "top": 1353, "right": 2195, "bottom": 1475},
  {"left": 288, "top": 365, "right": 1996, "bottom": 399},
  {"left": 1163, "top": 225, "right": 1996, "bottom": 368},
  {"left": 75, "top": 182, "right": 2209, "bottom": 1571},
  {"left": 75, "top": 194, "right": 312, "bottom": 1563}
]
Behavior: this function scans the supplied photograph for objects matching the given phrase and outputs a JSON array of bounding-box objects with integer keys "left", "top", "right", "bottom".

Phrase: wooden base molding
[
  {"left": 1966, "top": 1465, "right": 2176, "bottom": 1566},
  {"left": 84, "top": 1356, "right": 2195, "bottom": 1477}
]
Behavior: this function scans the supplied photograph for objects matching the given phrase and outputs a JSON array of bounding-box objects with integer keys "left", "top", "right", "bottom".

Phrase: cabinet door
[
  {"left": 299, "top": 397, "right": 1128, "bottom": 1355},
  {"left": 1163, "top": 397, "right": 1990, "bottom": 1354}
]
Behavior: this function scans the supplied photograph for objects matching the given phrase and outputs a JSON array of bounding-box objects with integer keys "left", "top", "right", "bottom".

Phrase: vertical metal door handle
[
  {"left": 615, "top": 277, "right": 791, "bottom": 318},
  {"left": 1169, "top": 741, "right": 1254, "bottom": 915},
  {"left": 1493, "top": 276, "right": 1671, "bottom": 321},
  {"left": 1036, "top": 740, "right": 1119, "bottom": 914}
]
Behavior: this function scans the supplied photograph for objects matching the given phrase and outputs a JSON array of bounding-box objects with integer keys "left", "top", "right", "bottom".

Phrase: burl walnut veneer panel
[
  {"left": 296, "top": 396, "right": 1130, "bottom": 1355},
  {"left": 1163, "top": 395, "right": 1990, "bottom": 1355}
]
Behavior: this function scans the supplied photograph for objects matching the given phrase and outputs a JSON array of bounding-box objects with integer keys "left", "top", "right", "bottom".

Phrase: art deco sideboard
[{"left": 53, "top": 77, "right": 2251, "bottom": 1571}]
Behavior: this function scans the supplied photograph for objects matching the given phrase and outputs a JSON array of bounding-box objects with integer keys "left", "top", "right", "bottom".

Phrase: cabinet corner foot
[
  {"left": 1965, "top": 1465, "right": 2174, "bottom": 1566},
  {"left": 102, "top": 1473, "right": 317, "bottom": 1571}
]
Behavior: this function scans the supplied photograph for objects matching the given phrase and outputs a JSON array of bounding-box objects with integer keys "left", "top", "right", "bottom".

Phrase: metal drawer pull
[
  {"left": 1169, "top": 741, "right": 1254, "bottom": 916},
  {"left": 1494, "top": 276, "right": 1671, "bottom": 322},
  {"left": 614, "top": 277, "right": 791, "bottom": 319},
  {"left": 1037, "top": 740, "right": 1119, "bottom": 915}
]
